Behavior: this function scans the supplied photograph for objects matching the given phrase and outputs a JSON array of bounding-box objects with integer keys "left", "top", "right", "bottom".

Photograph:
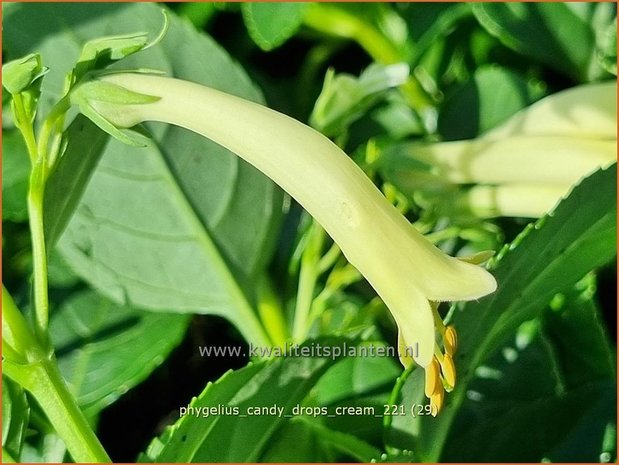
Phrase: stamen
[
  {"left": 430, "top": 386, "right": 444, "bottom": 417},
  {"left": 424, "top": 357, "right": 441, "bottom": 398},
  {"left": 444, "top": 325, "right": 458, "bottom": 356},
  {"left": 433, "top": 342, "right": 444, "bottom": 362},
  {"left": 440, "top": 353, "right": 456, "bottom": 388},
  {"left": 431, "top": 301, "right": 446, "bottom": 334}
]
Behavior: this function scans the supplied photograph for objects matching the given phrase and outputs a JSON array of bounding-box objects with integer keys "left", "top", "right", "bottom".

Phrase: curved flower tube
[
  {"left": 391, "top": 82, "right": 616, "bottom": 218},
  {"left": 72, "top": 73, "right": 497, "bottom": 412}
]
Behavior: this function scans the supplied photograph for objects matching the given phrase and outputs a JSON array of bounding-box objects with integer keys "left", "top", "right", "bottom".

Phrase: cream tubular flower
[
  {"left": 402, "top": 82, "right": 617, "bottom": 218},
  {"left": 73, "top": 73, "right": 497, "bottom": 412}
]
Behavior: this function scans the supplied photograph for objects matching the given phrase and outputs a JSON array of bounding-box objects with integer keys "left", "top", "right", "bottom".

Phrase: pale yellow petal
[{"left": 392, "top": 287, "right": 435, "bottom": 368}]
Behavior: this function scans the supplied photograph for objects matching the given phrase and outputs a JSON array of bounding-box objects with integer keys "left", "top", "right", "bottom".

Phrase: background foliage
[{"left": 2, "top": 2, "right": 616, "bottom": 463}]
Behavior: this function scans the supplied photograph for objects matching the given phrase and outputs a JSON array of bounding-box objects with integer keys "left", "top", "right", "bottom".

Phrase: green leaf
[
  {"left": 67, "top": 11, "right": 167, "bottom": 88},
  {"left": 314, "top": 350, "right": 401, "bottom": 406},
  {"left": 260, "top": 416, "right": 382, "bottom": 462},
  {"left": 49, "top": 290, "right": 189, "bottom": 416},
  {"left": 5, "top": 3, "right": 284, "bottom": 345},
  {"left": 396, "top": 3, "right": 473, "bottom": 65},
  {"left": 386, "top": 164, "right": 617, "bottom": 460},
  {"left": 43, "top": 115, "right": 109, "bottom": 248},
  {"left": 312, "top": 350, "right": 401, "bottom": 445},
  {"left": 2, "top": 376, "right": 30, "bottom": 461},
  {"left": 140, "top": 337, "right": 356, "bottom": 462},
  {"left": 2, "top": 131, "right": 30, "bottom": 222},
  {"left": 472, "top": 3, "right": 609, "bottom": 81},
  {"left": 438, "top": 65, "right": 546, "bottom": 140},
  {"left": 597, "top": 17, "right": 617, "bottom": 75},
  {"left": 47, "top": 251, "right": 81, "bottom": 289},
  {"left": 443, "top": 381, "right": 615, "bottom": 462},
  {"left": 68, "top": 79, "right": 161, "bottom": 148},
  {"left": 241, "top": 3, "right": 308, "bottom": 51},
  {"left": 543, "top": 278, "right": 616, "bottom": 389},
  {"left": 438, "top": 309, "right": 615, "bottom": 462},
  {"left": 258, "top": 418, "right": 333, "bottom": 462}
]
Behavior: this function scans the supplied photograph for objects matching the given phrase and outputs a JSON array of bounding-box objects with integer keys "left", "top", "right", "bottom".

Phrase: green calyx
[
  {"left": 67, "top": 10, "right": 169, "bottom": 87},
  {"left": 70, "top": 80, "right": 161, "bottom": 147},
  {"left": 2, "top": 53, "right": 49, "bottom": 96}
]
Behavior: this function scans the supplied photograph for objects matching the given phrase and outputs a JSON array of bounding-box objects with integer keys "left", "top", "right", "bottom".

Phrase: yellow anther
[
  {"left": 440, "top": 353, "right": 456, "bottom": 388},
  {"left": 444, "top": 325, "right": 458, "bottom": 355},
  {"left": 424, "top": 357, "right": 441, "bottom": 398},
  {"left": 430, "top": 387, "right": 444, "bottom": 417}
]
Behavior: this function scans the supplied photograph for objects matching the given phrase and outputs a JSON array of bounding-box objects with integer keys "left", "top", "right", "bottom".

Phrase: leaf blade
[
  {"left": 141, "top": 338, "right": 356, "bottom": 462},
  {"left": 50, "top": 290, "right": 189, "bottom": 416},
  {"left": 241, "top": 3, "right": 308, "bottom": 51}
]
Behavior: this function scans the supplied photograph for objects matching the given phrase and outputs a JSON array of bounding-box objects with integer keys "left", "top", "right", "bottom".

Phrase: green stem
[
  {"left": 5, "top": 359, "right": 111, "bottom": 463},
  {"left": 2, "top": 285, "right": 41, "bottom": 359},
  {"left": 306, "top": 263, "right": 361, "bottom": 328},
  {"left": 317, "top": 242, "right": 341, "bottom": 274},
  {"left": 27, "top": 177, "right": 50, "bottom": 340},
  {"left": 2, "top": 449, "right": 17, "bottom": 463},
  {"left": 2, "top": 287, "right": 110, "bottom": 463},
  {"left": 11, "top": 94, "right": 38, "bottom": 162},
  {"left": 292, "top": 221, "right": 325, "bottom": 341},
  {"left": 303, "top": 3, "right": 401, "bottom": 64},
  {"left": 36, "top": 96, "right": 71, "bottom": 170},
  {"left": 256, "top": 275, "right": 289, "bottom": 347}
]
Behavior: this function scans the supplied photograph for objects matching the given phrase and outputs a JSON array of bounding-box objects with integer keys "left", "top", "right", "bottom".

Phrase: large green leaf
[
  {"left": 43, "top": 116, "right": 109, "bottom": 248},
  {"left": 443, "top": 381, "right": 615, "bottom": 462},
  {"left": 258, "top": 418, "right": 332, "bottom": 462},
  {"left": 260, "top": 416, "right": 382, "bottom": 462},
  {"left": 472, "top": 3, "right": 613, "bottom": 81},
  {"left": 241, "top": 3, "right": 308, "bottom": 51},
  {"left": 49, "top": 290, "right": 190, "bottom": 416},
  {"left": 140, "top": 337, "right": 365, "bottom": 462},
  {"left": 395, "top": 3, "right": 473, "bottom": 65},
  {"left": 543, "top": 287, "right": 616, "bottom": 389},
  {"left": 441, "top": 310, "right": 615, "bottom": 462},
  {"left": 386, "top": 164, "right": 617, "bottom": 460},
  {"left": 2, "top": 376, "right": 29, "bottom": 462},
  {"left": 1, "top": 131, "right": 30, "bottom": 222},
  {"left": 312, "top": 350, "right": 401, "bottom": 444},
  {"left": 4, "top": 3, "right": 284, "bottom": 345},
  {"left": 438, "top": 65, "right": 546, "bottom": 140}
]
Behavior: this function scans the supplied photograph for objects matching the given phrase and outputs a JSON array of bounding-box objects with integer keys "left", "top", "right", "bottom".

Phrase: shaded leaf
[
  {"left": 260, "top": 417, "right": 382, "bottom": 462},
  {"left": 438, "top": 65, "right": 546, "bottom": 140},
  {"left": 312, "top": 350, "right": 401, "bottom": 444},
  {"left": 4, "top": 3, "right": 284, "bottom": 345},
  {"left": 50, "top": 290, "right": 190, "bottom": 416},
  {"left": 259, "top": 418, "right": 332, "bottom": 462},
  {"left": 2, "top": 131, "right": 30, "bottom": 222},
  {"left": 2, "top": 376, "right": 30, "bottom": 461},
  {"left": 241, "top": 3, "right": 308, "bottom": 51},
  {"left": 473, "top": 3, "right": 610, "bottom": 81},
  {"left": 542, "top": 278, "right": 616, "bottom": 389},
  {"left": 140, "top": 337, "right": 357, "bottom": 462},
  {"left": 444, "top": 381, "right": 615, "bottom": 462},
  {"left": 43, "top": 115, "right": 109, "bottom": 248},
  {"left": 441, "top": 309, "right": 614, "bottom": 461}
]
